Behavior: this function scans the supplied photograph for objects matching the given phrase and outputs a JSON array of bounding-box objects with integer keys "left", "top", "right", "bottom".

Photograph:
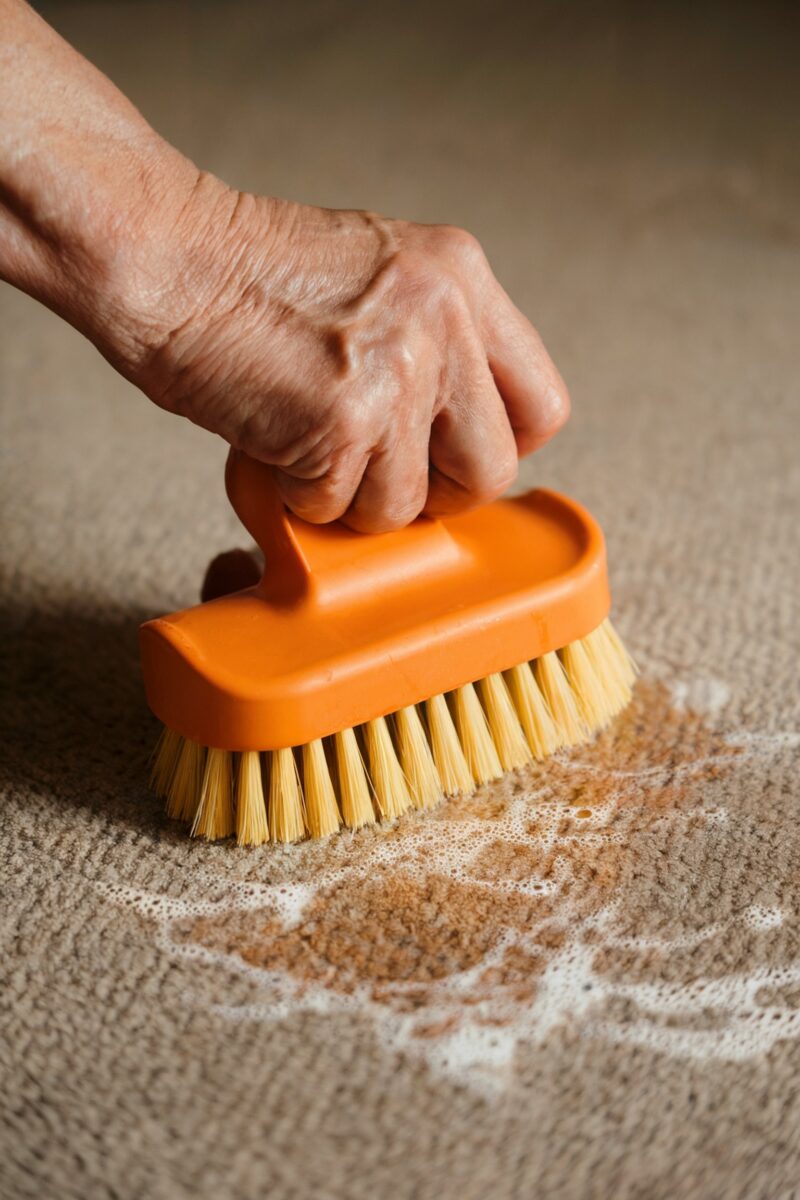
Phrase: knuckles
[
  {"left": 388, "top": 244, "right": 475, "bottom": 325},
  {"left": 545, "top": 384, "right": 571, "bottom": 435},
  {"left": 476, "top": 453, "right": 518, "bottom": 502},
  {"left": 345, "top": 496, "right": 426, "bottom": 534},
  {"left": 142, "top": 203, "right": 550, "bottom": 537},
  {"left": 278, "top": 475, "right": 349, "bottom": 524},
  {"left": 435, "top": 224, "right": 487, "bottom": 270},
  {"left": 529, "top": 383, "right": 571, "bottom": 445}
]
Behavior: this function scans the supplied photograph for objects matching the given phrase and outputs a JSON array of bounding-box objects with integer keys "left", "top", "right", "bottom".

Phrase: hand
[
  {"left": 0, "top": 0, "right": 568, "bottom": 534},
  {"left": 126, "top": 189, "right": 570, "bottom": 533}
]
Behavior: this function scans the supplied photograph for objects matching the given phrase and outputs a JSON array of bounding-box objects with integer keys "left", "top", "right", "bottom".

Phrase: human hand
[
  {"left": 123, "top": 190, "right": 570, "bottom": 533},
  {"left": 1, "top": 0, "right": 568, "bottom": 533}
]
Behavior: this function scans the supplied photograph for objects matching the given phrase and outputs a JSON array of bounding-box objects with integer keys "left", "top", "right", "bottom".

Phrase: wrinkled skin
[
  {"left": 1, "top": 0, "right": 570, "bottom": 533},
  {"left": 133, "top": 189, "right": 571, "bottom": 532}
]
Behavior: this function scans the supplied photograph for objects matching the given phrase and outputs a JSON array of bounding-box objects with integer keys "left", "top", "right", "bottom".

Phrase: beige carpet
[{"left": 2, "top": 2, "right": 799, "bottom": 1197}]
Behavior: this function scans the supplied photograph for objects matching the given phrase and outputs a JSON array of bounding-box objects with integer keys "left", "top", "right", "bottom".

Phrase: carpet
[{"left": 2, "top": 2, "right": 799, "bottom": 1197}]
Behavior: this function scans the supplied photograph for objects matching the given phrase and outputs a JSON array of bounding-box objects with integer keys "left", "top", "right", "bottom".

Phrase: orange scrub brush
[{"left": 141, "top": 450, "right": 636, "bottom": 846}]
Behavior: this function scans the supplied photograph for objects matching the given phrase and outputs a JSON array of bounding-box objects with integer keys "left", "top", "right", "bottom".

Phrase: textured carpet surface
[{"left": 2, "top": 3, "right": 799, "bottom": 1198}]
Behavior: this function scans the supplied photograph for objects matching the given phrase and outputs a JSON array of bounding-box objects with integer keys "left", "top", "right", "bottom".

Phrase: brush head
[
  {"left": 142, "top": 451, "right": 637, "bottom": 845},
  {"left": 148, "top": 615, "right": 637, "bottom": 845}
]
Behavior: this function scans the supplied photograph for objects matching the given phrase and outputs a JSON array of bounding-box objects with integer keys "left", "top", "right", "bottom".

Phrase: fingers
[
  {"left": 271, "top": 338, "right": 437, "bottom": 533},
  {"left": 425, "top": 355, "right": 519, "bottom": 518},
  {"left": 238, "top": 221, "right": 567, "bottom": 533},
  {"left": 482, "top": 282, "right": 570, "bottom": 457},
  {"left": 275, "top": 434, "right": 431, "bottom": 534},
  {"left": 271, "top": 450, "right": 368, "bottom": 525},
  {"left": 271, "top": 334, "right": 526, "bottom": 529},
  {"left": 341, "top": 429, "right": 431, "bottom": 533},
  {"left": 423, "top": 224, "right": 569, "bottom": 459}
]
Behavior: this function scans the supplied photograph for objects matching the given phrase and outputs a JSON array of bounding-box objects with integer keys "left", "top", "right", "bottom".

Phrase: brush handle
[
  {"left": 225, "top": 449, "right": 469, "bottom": 607},
  {"left": 224, "top": 451, "right": 312, "bottom": 602}
]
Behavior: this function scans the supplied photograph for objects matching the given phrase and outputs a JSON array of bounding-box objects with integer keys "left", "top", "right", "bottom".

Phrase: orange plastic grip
[
  {"left": 139, "top": 451, "right": 611, "bottom": 750},
  {"left": 225, "top": 451, "right": 473, "bottom": 609}
]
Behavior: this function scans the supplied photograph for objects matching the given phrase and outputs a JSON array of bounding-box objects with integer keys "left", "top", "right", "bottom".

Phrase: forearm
[{"left": 0, "top": 0, "right": 227, "bottom": 373}]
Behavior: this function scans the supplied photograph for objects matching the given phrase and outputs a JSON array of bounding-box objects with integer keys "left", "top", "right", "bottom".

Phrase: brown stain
[
  {"left": 470, "top": 838, "right": 544, "bottom": 883},
  {"left": 183, "top": 872, "right": 543, "bottom": 992},
  {"left": 549, "top": 679, "right": 740, "bottom": 811},
  {"left": 180, "top": 678, "right": 745, "bottom": 1019}
]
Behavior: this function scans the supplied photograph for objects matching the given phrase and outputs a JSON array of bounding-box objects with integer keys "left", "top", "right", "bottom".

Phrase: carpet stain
[
  {"left": 178, "top": 676, "right": 743, "bottom": 1003},
  {"left": 102, "top": 672, "right": 800, "bottom": 1091}
]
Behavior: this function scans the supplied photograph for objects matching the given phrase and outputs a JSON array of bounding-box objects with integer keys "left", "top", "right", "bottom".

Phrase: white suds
[
  {"left": 670, "top": 676, "right": 731, "bottom": 718},
  {"left": 99, "top": 673, "right": 800, "bottom": 1095}
]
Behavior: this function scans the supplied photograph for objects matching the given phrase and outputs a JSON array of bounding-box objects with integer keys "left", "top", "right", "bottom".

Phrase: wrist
[
  {"left": 77, "top": 146, "right": 236, "bottom": 377},
  {"left": 0, "top": 123, "right": 190, "bottom": 357},
  {"left": 76, "top": 153, "right": 283, "bottom": 394},
  {"left": 112, "top": 181, "right": 285, "bottom": 402},
  {"left": 0, "top": 108, "right": 247, "bottom": 388},
  {"left": 20, "top": 138, "right": 234, "bottom": 376}
]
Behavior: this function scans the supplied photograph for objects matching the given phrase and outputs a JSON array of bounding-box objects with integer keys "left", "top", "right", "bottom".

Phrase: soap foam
[
  {"left": 670, "top": 676, "right": 731, "bottom": 718},
  {"left": 99, "top": 673, "right": 800, "bottom": 1094}
]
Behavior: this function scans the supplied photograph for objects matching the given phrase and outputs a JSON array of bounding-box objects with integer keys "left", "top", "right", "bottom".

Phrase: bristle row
[{"left": 154, "top": 617, "right": 636, "bottom": 844}]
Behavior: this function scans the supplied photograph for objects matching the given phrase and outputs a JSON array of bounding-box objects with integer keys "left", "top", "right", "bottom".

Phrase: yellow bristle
[
  {"left": 533, "top": 651, "right": 587, "bottom": 747},
  {"left": 559, "top": 637, "right": 615, "bottom": 730},
  {"left": 602, "top": 618, "right": 638, "bottom": 679},
  {"left": 477, "top": 673, "right": 532, "bottom": 770},
  {"left": 579, "top": 622, "right": 620, "bottom": 693},
  {"left": 302, "top": 739, "right": 342, "bottom": 838},
  {"left": 394, "top": 705, "right": 442, "bottom": 809},
  {"left": 425, "top": 693, "right": 474, "bottom": 795},
  {"left": 364, "top": 716, "right": 413, "bottom": 820},
  {"left": 166, "top": 738, "right": 205, "bottom": 823},
  {"left": 333, "top": 728, "right": 375, "bottom": 830},
  {"left": 151, "top": 726, "right": 183, "bottom": 797},
  {"left": 191, "top": 748, "right": 235, "bottom": 840},
  {"left": 269, "top": 747, "right": 306, "bottom": 844},
  {"left": 585, "top": 618, "right": 638, "bottom": 698},
  {"left": 506, "top": 662, "right": 560, "bottom": 760},
  {"left": 235, "top": 750, "right": 269, "bottom": 847},
  {"left": 451, "top": 683, "right": 502, "bottom": 784}
]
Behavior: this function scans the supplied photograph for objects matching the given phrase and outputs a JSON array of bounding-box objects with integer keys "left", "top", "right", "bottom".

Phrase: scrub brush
[{"left": 142, "top": 450, "right": 636, "bottom": 846}]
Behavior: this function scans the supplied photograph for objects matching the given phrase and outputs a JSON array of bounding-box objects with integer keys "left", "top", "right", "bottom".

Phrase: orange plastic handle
[
  {"left": 224, "top": 451, "right": 312, "bottom": 604},
  {"left": 140, "top": 452, "right": 612, "bottom": 749},
  {"left": 225, "top": 450, "right": 472, "bottom": 610}
]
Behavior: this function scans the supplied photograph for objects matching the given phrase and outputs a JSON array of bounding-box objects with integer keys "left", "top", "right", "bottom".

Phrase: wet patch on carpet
[{"left": 101, "top": 674, "right": 800, "bottom": 1092}]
